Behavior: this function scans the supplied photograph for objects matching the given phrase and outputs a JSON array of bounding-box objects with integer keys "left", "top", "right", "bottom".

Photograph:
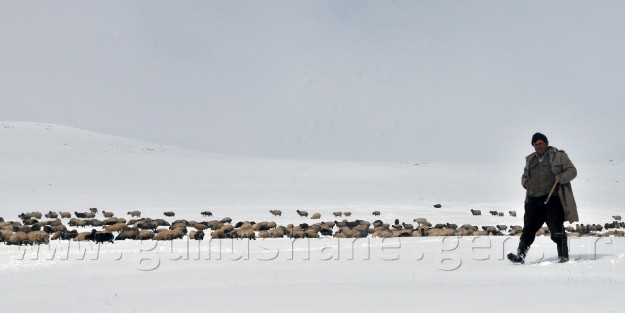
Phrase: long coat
[{"left": 522, "top": 146, "right": 579, "bottom": 223}]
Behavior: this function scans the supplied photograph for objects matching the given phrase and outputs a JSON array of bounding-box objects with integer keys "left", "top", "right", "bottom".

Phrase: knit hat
[{"left": 531, "top": 132, "right": 548, "bottom": 146}]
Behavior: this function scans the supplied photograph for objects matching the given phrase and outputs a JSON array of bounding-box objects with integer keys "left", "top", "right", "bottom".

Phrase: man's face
[{"left": 533, "top": 140, "right": 548, "bottom": 155}]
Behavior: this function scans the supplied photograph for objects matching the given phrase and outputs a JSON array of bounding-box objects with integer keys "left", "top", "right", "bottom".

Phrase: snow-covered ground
[{"left": 1, "top": 122, "right": 624, "bottom": 312}]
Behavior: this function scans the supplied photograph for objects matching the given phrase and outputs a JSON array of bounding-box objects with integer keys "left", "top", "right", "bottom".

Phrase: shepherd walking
[{"left": 508, "top": 132, "right": 578, "bottom": 264}]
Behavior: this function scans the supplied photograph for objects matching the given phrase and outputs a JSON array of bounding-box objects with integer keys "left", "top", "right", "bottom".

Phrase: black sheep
[
  {"left": 75, "top": 211, "right": 87, "bottom": 218},
  {"left": 88, "top": 229, "right": 114, "bottom": 244}
]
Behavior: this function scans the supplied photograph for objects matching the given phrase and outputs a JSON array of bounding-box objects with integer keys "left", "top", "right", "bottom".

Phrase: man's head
[{"left": 531, "top": 132, "right": 549, "bottom": 155}]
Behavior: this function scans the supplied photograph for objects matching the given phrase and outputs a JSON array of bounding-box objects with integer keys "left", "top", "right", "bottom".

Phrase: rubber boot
[
  {"left": 508, "top": 242, "right": 530, "bottom": 264},
  {"left": 557, "top": 240, "right": 569, "bottom": 263}
]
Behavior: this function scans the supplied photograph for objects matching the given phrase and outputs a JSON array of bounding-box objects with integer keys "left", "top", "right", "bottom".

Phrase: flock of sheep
[{"left": 1, "top": 208, "right": 624, "bottom": 246}]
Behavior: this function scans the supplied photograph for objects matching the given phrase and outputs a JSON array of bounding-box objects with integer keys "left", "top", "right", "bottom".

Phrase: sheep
[
  {"left": 200, "top": 211, "right": 213, "bottom": 217},
  {"left": 0, "top": 229, "right": 13, "bottom": 242},
  {"left": 102, "top": 211, "right": 114, "bottom": 218},
  {"left": 191, "top": 222, "right": 208, "bottom": 231},
  {"left": 236, "top": 228, "right": 256, "bottom": 240},
  {"left": 88, "top": 229, "right": 114, "bottom": 244},
  {"left": 104, "top": 223, "right": 128, "bottom": 232},
  {"left": 44, "top": 211, "right": 59, "bottom": 219},
  {"left": 74, "top": 211, "right": 87, "bottom": 218},
  {"left": 401, "top": 222, "right": 414, "bottom": 230},
  {"left": 414, "top": 218, "right": 428, "bottom": 225},
  {"left": 115, "top": 228, "right": 140, "bottom": 240},
  {"left": 188, "top": 230, "right": 205, "bottom": 240},
  {"left": 153, "top": 229, "right": 185, "bottom": 240},
  {"left": 344, "top": 212, "right": 352, "bottom": 217},
  {"left": 497, "top": 212, "right": 504, "bottom": 217},
  {"left": 46, "top": 218, "right": 63, "bottom": 227},
  {"left": 457, "top": 228, "right": 473, "bottom": 236},
  {"left": 509, "top": 211, "right": 517, "bottom": 217},
  {"left": 497, "top": 225, "right": 508, "bottom": 231},
  {"left": 252, "top": 221, "right": 277, "bottom": 231},
  {"left": 332, "top": 212, "right": 342, "bottom": 217},
  {"left": 372, "top": 210, "right": 381, "bottom": 216},
  {"left": 59, "top": 211, "right": 72, "bottom": 219},
  {"left": 489, "top": 211, "right": 498, "bottom": 216},
  {"left": 89, "top": 208, "right": 98, "bottom": 213},
  {"left": 269, "top": 210, "right": 282, "bottom": 217},
  {"left": 433, "top": 204, "right": 442, "bottom": 208},
  {"left": 127, "top": 210, "right": 142, "bottom": 217},
  {"left": 207, "top": 220, "right": 225, "bottom": 230},
  {"left": 311, "top": 213, "right": 321, "bottom": 219},
  {"left": 7, "top": 232, "right": 28, "bottom": 245},
  {"left": 84, "top": 212, "right": 96, "bottom": 218},
  {"left": 68, "top": 218, "right": 87, "bottom": 228},
  {"left": 220, "top": 217, "right": 233, "bottom": 224},
  {"left": 296, "top": 210, "right": 309, "bottom": 217},
  {"left": 391, "top": 229, "right": 413, "bottom": 237},
  {"left": 470, "top": 209, "right": 481, "bottom": 216},
  {"left": 613, "top": 215, "right": 622, "bottom": 221},
  {"left": 427, "top": 228, "right": 456, "bottom": 236},
  {"left": 163, "top": 211, "right": 176, "bottom": 217},
  {"left": 73, "top": 232, "right": 92, "bottom": 241},
  {"left": 319, "top": 227, "right": 334, "bottom": 237},
  {"left": 269, "top": 227, "right": 286, "bottom": 238},
  {"left": 137, "top": 230, "right": 155, "bottom": 240},
  {"left": 372, "top": 230, "right": 394, "bottom": 238}
]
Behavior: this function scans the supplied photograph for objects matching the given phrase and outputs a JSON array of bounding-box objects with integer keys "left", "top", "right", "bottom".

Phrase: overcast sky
[{"left": 1, "top": 1, "right": 624, "bottom": 163}]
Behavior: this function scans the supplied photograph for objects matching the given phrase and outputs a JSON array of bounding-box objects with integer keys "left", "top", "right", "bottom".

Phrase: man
[{"left": 508, "top": 132, "right": 578, "bottom": 264}]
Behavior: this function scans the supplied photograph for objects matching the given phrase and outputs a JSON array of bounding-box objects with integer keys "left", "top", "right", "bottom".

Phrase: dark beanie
[{"left": 531, "top": 132, "right": 548, "bottom": 146}]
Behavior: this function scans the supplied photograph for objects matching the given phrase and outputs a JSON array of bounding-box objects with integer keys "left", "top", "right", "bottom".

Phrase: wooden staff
[{"left": 544, "top": 176, "right": 561, "bottom": 205}]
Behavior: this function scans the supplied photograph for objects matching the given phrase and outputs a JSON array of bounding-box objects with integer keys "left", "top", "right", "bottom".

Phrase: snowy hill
[
  {"left": 0, "top": 121, "right": 622, "bottom": 224},
  {"left": 1, "top": 122, "right": 625, "bottom": 313}
]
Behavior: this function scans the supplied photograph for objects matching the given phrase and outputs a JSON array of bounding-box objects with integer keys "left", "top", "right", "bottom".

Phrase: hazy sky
[{"left": 1, "top": 1, "right": 624, "bottom": 163}]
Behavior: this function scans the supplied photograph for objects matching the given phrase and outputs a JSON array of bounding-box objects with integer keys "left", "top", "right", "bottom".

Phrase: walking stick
[{"left": 544, "top": 176, "right": 561, "bottom": 205}]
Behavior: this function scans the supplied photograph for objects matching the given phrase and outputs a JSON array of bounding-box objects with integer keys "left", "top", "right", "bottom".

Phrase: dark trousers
[{"left": 519, "top": 196, "right": 568, "bottom": 258}]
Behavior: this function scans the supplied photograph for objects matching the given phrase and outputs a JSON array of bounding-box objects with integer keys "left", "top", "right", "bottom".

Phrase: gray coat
[{"left": 522, "top": 146, "right": 579, "bottom": 223}]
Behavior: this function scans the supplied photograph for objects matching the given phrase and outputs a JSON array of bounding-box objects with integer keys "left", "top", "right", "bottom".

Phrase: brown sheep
[
  {"left": 344, "top": 212, "right": 352, "bottom": 217},
  {"left": 220, "top": 217, "right": 233, "bottom": 224},
  {"left": 304, "top": 228, "right": 319, "bottom": 238},
  {"left": 102, "top": 211, "right": 115, "bottom": 218},
  {"left": 372, "top": 230, "right": 394, "bottom": 238},
  {"left": 269, "top": 227, "right": 286, "bottom": 238},
  {"left": 269, "top": 210, "right": 282, "bottom": 216},
  {"left": 207, "top": 220, "right": 225, "bottom": 230},
  {"left": 104, "top": 223, "right": 128, "bottom": 232},
  {"left": 236, "top": 228, "right": 256, "bottom": 240},
  {"left": 372, "top": 210, "right": 381, "bottom": 216},
  {"left": 296, "top": 210, "right": 308, "bottom": 217},
  {"left": 332, "top": 212, "right": 342, "bottom": 217},
  {"left": 427, "top": 228, "right": 456, "bottom": 236},
  {"left": 310, "top": 213, "right": 321, "bottom": 219},
  {"left": 257, "top": 230, "right": 271, "bottom": 238},
  {"left": 7, "top": 232, "right": 28, "bottom": 245},
  {"left": 137, "top": 230, "right": 155, "bottom": 240},
  {"left": 59, "top": 211, "right": 72, "bottom": 219},
  {"left": 153, "top": 229, "right": 185, "bottom": 240},
  {"left": 73, "top": 232, "right": 92, "bottom": 241}
]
